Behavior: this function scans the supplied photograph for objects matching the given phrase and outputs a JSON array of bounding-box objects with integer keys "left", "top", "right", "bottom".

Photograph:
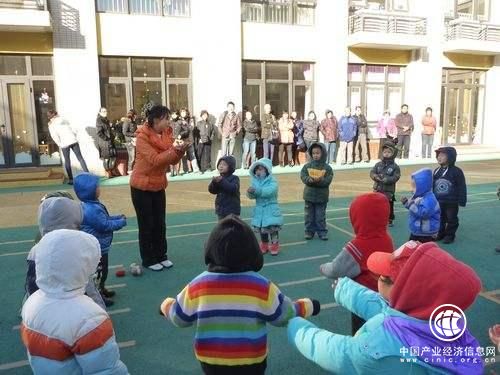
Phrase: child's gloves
[
  {"left": 400, "top": 196, "right": 408, "bottom": 205},
  {"left": 311, "top": 299, "right": 321, "bottom": 316},
  {"left": 247, "top": 187, "right": 256, "bottom": 194},
  {"left": 159, "top": 297, "right": 175, "bottom": 317}
]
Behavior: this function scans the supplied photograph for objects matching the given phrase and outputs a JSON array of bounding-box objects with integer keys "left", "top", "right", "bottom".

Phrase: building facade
[{"left": 0, "top": 0, "right": 499, "bottom": 172}]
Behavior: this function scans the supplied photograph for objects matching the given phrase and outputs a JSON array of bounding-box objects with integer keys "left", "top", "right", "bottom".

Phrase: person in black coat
[
  {"left": 96, "top": 107, "right": 118, "bottom": 178},
  {"left": 196, "top": 110, "right": 215, "bottom": 173},
  {"left": 122, "top": 109, "right": 138, "bottom": 173},
  {"left": 433, "top": 146, "right": 467, "bottom": 244},
  {"left": 208, "top": 155, "right": 240, "bottom": 220}
]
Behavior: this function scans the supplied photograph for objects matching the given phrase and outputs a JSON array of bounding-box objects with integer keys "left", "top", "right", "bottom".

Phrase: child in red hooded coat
[{"left": 320, "top": 192, "right": 394, "bottom": 334}]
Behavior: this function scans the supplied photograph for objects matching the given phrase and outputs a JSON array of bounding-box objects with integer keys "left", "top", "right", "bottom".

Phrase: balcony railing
[
  {"left": 0, "top": 0, "right": 46, "bottom": 10},
  {"left": 96, "top": 0, "right": 190, "bottom": 17},
  {"left": 349, "top": 10, "right": 427, "bottom": 36},
  {"left": 446, "top": 19, "right": 500, "bottom": 42},
  {"left": 241, "top": 0, "right": 316, "bottom": 26}
]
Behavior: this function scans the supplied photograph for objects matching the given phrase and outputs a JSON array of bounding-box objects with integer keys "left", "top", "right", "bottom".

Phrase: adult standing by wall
[
  {"left": 278, "top": 111, "right": 295, "bottom": 167},
  {"left": 130, "top": 105, "right": 189, "bottom": 271},
  {"left": 261, "top": 103, "right": 277, "bottom": 161},
  {"left": 122, "top": 109, "right": 137, "bottom": 174},
  {"left": 320, "top": 109, "right": 338, "bottom": 164},
  {"left": 376, "top": 110, "right": 397, "bottom": 159},
  {"left": 395, "top": 104, "right": 414, "bottom": 159},
  {"left": 337, "top": 107, "right": 357, "bottom": 165},
  {"left": 197, "top": 110, "right": 215, "bottom": 173},
  {"left": 47, "top": 109, "right": 89, "bottom": 184},
  {"left": 353, "top": 106, "right": 369, "bottom": 163},
  {"left": 421, "top": 107, "right": 437, "bottom": 159},
  {"left": 241, "top": 111, "right": 259, "bottom": 169},
  {"left": 217, "top": 101, "right": 241, "bottom": 157},
  {"left": 96, "top": 107, "right": 118, "bottom": 178},
  {"left": 291, "top": 111, "right": 305, "bottom": 166},
  {"left": 303, "top": 111, "right": 320, "bottom": 161}
]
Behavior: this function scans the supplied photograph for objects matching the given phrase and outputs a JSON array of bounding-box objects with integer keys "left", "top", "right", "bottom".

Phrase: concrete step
[{"left": 0, "top": 167, "right": 64, "bottom": 188}]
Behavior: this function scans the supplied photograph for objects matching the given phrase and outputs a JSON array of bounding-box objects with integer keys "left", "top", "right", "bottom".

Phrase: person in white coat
[
  {"left": 21, "top": 229, "right": 128, "bottom": 374},
  {"left": 47, "top": 110, "right": 89, "bottom": 184}
]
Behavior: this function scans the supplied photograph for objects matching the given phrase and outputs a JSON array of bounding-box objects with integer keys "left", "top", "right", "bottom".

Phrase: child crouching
[
  {"left": 160, "top": 216, "right": 320, "bottom": 375},
  {"left": 247, "top": 158, "right": 283, "bottom": 256}
]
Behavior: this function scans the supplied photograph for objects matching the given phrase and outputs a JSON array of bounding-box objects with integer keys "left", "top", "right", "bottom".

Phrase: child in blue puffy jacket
[
  {"left": 247, "top": 158, "right": 283, "bottom": 256},
  {"left": 74, "top": 173, "right": 127, "bottom": 306},
  {"left": 400, "top": 168, "right": 440, "bottom": 243}
]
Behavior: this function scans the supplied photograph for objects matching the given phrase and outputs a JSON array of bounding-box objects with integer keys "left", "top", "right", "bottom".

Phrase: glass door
[
  {"left": 444, "top": 87, "right": 460, "bottom": 144},
  {"left": 293, "top": 83, "right": 313, "bottom": 121},
  {"left": 443, "top": 87, "right": 476, "bottom": 145},
  {"left": 243, "top": 83, "right": 263, "bottom": 121},
  {"left": 102, "top": 79, "right": 131, "bottom": 124},
  {"left": 0, "top": 79, "right": 36, "bottom": 167},
  {"left": 0, "top": 88, "right": 6, "bottom": 167}
]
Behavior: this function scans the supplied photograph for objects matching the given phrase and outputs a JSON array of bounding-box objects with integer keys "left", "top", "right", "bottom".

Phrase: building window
[
  {"left": 241, "top": 0, "right": 316, "bottom": 26},
  {"left": 347, "top": 64, "right": 405, "bottom": 138},
  {"left": 242, "top": 61, "right": 313, "bottom": 121},
  {"left": 99, "top": 56, "right": 192, "bottom": 124},
  {"left": 445, "top": 0, "right": 489, "bottom": 21},
  {"left": 96, "top": 0, "right": 191, "bottom": 17},
  {"left": 0, "top": 55, "right": 57, "bottom": 168},
  {"left": 349, "top": 0, "right": 409, "bottom": 11}
]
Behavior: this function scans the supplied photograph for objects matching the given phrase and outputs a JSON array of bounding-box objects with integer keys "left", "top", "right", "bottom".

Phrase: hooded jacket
[
  {"left": 74, "top": 173, "right": 127, "bottom": 253},
  {"left": 320, "top": 193, "right": 394, "bottom": 291},
  {"left": 404, "top": 169, "right": 441, "bottom": 237},
  {"left": 208, "top": 156, "right": 241, "bottom": 218},
  {"left": 370, "top": 142, "right": 401, "bottom": 196},
  {"left": 130, "top": 124, "right": 184, "bottom": 192},
  {"left": 247, "top": 158, "right": 284, "bottom": 229},
  {"left": 433, "top": 147, "right": 467, "bottom": 207},
  {"left": 48, "top": 116, "right": 78, "bottom": 148},
  {"left": 338, "top": 116, "right": 357, "bottom": 142},
  {"left": 288, "top": 242, "right": 483, "bottom": 375},
  {"left": 300, "top": 143, "right": 334, "bottom": 203},
  {"left": 320, "top": 114, "right": 338, "bottom": 143},
  {"left": 21, "top": 230, "right": 128, "bottom": 374}
]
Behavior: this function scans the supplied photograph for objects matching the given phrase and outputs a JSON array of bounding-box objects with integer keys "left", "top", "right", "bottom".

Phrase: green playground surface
[{"left": 0, "top": 183, "right": 499, "bottom": 374}]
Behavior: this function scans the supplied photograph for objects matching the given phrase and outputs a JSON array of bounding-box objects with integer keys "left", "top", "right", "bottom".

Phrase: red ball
[{"left": 115, "top": 269, "right": 126, "bottom": 277}]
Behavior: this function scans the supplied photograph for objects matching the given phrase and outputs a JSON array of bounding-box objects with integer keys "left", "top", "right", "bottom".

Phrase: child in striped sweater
[{"left": 160, "top": 215, "right": 321, "bottom": 375}]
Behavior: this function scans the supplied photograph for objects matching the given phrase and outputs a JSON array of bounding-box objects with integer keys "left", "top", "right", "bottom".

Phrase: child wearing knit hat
[{"left": 160, "top": 215, "right": 321, "bottom": 375}]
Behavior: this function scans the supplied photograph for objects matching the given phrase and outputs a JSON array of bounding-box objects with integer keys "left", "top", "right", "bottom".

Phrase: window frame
[{"left": 95, "top": 0, "right": 191, "bottom": 17}]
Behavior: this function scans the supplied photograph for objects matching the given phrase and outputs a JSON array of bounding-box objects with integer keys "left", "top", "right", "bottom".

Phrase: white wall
[
  {"left": 50, "top": 0, "right": 102, "bottom": 175},
  {"left": 482, "top": 55, "right": 500, "bottom": 147}
]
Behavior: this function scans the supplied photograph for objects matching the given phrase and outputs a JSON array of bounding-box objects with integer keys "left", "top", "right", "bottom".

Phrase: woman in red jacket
[{"left": 130, "top": 105, "right": 189, "bottom": 271}]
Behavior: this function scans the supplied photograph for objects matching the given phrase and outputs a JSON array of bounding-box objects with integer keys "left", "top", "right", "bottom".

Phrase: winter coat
[
  {"left": 261, "top": 113, "right": 276, "bottom": 140},
  {"left": 303, "top": 119, "right": 320, "bottom": 142},
  {"left": 197, "top": 120, "right": 215, "bottom": 144},
  {"left": 21, "top": 230, "right": 128, "bottom": 375},
  {"left": 320, "top": 117, "right": 338, "bottom": 143},
  {"left": 433, "top": 147, "right": 467, "bottom": 207},
  {"left": 208, "top": 156, "right": 241, "bottom": 218},
  {"left": 218, "top": 111, "right": 241, "bottom": 138},
  {"left": 174, "top": 118, "right": 194, "bottom": 142},
  {"left": 122, "top": 118, "right": 137, "bottom": 143},
  {"left": 353, "top": 114, "right": 368, "bottom": 135},
  {"left": 288, "top": 242, "right": 483, "bottom": 375},
  {"left": 395, "top": 112, "right": 414, "bottom": 136},
  {"left": 96, "top": 115, "right": 116, "bottom": 159},
  {"left": 278, "top": 118, "right": 294, "bottom": 144},
  {"left": 74, "top": 173, "right": 127, "bottom": 253},
  {"left": 376, "top": 117, "right": 397, "bottom": 138},
  {"left": 247, "top": 158, "right": 284, "bottom": 229},
  {"left": 48, "top": 116, "right": 78, "bottom": 148},
  {"left": 320, "top": 193, "right": 394, "bottom": 291},
  {"left": 300, "top": 143, "right": 334, "bottom": 203},
  {"left": 243, "top": 119, "right": 259, "bottom": 142},
  {"left": 370, "top": 142, "right": 401, "bottom": 196},
  {"left": 130, "top": 124, "right": 184, "bottom": 192},
  {"left": 421, "top": 115, "right": 437, "bottom": 135},
  {"left": 293, "top": 119, "right": 305, "bottom": 146},
  {"left": 338, "top": 116, "right": 357, "bottom": 142},
  {"left": 404, "top": 169, "right": 441, "bottom": 237}
]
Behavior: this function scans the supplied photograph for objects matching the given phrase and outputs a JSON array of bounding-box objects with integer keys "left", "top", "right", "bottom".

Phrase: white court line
[
  {"left": 326, "top": 222, "right": 354, "bottom": 237},
  {"left": 108, "top": 308, "right": 131, "bottom": 315},
  {"left": 109, "top": 264, "right": 124, "bottom": 270},
  {"left": 281, "top": 241, "right": 307, "bottom": 248},
  {"left": 11, "top": 324, "right": 20, "bottom": 331},
  {"left": 0, "top": 341, "right": 136, "bottom": 371},
  {"left": 264, "top": 255, "right": 330, "bottom": 267},
  {"left": 279, "top": 276, "right": 326, "bottom": 287},
  {"left": 321, "top": 303, "right": 339, "bottom": 310},
  {"left": 107, "top": 283, "right": 126, "bottom": 289}
]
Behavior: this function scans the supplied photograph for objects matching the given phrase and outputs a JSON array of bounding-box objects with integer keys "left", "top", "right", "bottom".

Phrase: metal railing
[
  {"left": 445, "top": 19, "right": 500, "bottom": 42},
  {"left": 241, "top": 0, "right": 316, "bottom": 26},
  {"left": 349, "top": 10, "right": 427, "bottom": 35},
  {"left": 96, "top": 0, "right": 190, "bottom": 17},
  {"left": 0, "top": 0, "right": 46, "bottom": 10}
]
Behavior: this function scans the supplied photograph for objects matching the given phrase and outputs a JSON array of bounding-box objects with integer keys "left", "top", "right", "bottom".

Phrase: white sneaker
[
  {"left": 160, "top": 260, "right": 174, "bottom": 269},
  {"left": 147, "top": 263, "right": 163, "bottom": 272}
]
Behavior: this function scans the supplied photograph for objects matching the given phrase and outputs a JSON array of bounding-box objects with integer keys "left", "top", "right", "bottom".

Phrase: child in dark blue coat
[
  {"left": 74, "top": 173, "right": 127, "bottom": 306},
  {"left": 433, "top": 146, "right": 467, "bottom": 244},
  {"left": 400, "top": 168, "right": 440, "bottom": 243},
  {"left": 208, "top": 155, "right": 241, "bottom": 220}
]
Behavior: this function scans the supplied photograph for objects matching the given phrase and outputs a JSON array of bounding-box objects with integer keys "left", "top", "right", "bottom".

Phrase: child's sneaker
[
  {"left": 101, "top": 295, "right": 114, "bottom": 307},
  {"left": 100, "top": 287, "right": 115, "bottom": 298},
  {"left": 260, "top": 242, "right": 269, "bottom": 254},
  {"left": 148, "top": 263, "right": 164, "bottom": 272},
  {"left": 318, "top": 234, "right": 328, "bottom": 241},
  {"left": 161, "top": 260, "right": 174, "bottom": 269},
  {"left": 269, "top": 243, "right": 279, "bottom": 256},
  {"left": 304, "top": 232, "right": 314, "bottom": 240},
  {"left": 388, "top": 220, "right": 394, "bottom": 227},
  {"left": 442, "top": 236, "right": 454, "bottom": 244}
]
